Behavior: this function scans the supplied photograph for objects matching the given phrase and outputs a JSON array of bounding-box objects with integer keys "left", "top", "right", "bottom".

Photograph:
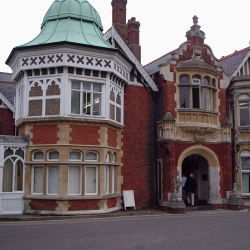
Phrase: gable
[{"left": 104, "top": 27, "right": 158, "bottom": 92}]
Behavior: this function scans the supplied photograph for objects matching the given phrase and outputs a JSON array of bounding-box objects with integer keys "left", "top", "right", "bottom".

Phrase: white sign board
[{"left": 123, "top": 190, "right": 136, "bottom": 210}]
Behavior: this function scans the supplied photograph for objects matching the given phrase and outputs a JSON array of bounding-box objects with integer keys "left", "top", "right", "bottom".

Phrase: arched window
[
  {"left": 48, "top": 150, "right": 59, "bottom": 161},
  {"left": 204, "top": 76, "right": 211, "bottom": 86},
  {"left": 179, "top": 75, "right": 190, "bottom": 84},
  {"left": 3, "top": 159, "right": 24, "bottom": 192},
  {"left": 69, "top": 151, "right": 82, "bottom": 161},
  {"left": 86, "top": 151, "right": 98, "bottom": 161},
  {"left": 239, "top": 94, "right": 250, "bottom": 126},
  {"left": 240, "top": 150, "right": 250, "bottom": 194},
  {"left": 32, "top": 151, "right": 44, "bottom": 161},
  {"left": 113, "top": 153, "right": 117, "bottom": 163},
  {"left": 106, "top": 152, "right": 112, "bottom": 163},
  {"left": 3, "top": 159, "right": 13, "bottom": 192}
]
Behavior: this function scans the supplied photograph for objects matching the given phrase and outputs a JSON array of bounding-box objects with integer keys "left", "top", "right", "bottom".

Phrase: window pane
[
  {"left": 242, "top": 173, "right": 250, "bottom": 193},
  {"left": 48, "top": 151, "right": 59, "bottom": 160},
  {"left": 33, "top": 151, "right": 44, "bottom": 160},
  {"left": 116, "top": 94, "right": 121, "bottom": 105},
  {"left": 48, "top": 166, "right": 59, "bottom": 194},
  {"left": 83, "top": 92, "right": 91, "bottom": 115},
  {"left": 106, "top": 166, "right": 110, "bottom": 193},
  {"left": 69, "top": 166, "right": 81, "bottom": 194},
  {"left": 192, "top": 87, "right": 200, "bottom": 108},
  {"left": 180, "top": 87, "right": 190, "bottom": 108},
  {"left": 240, "top": 102, "right": 250, "bottom": 126},
  {"left": 93, "top": 93, "right": 101, "bottom": 115},
  {"left": 82, "top": 82, "right": 91, "bottom": 90},
  {"left": 33, "top": 166, "right": 43, "bottom": 194},
  {"left": 71, "top": 91, "right": 80, "bottom": 114},
  {"left": 242, "top": 158, "right": 250, "bottom": 170},
  {"left": 180, "top": 75, "right": 189, "bottom": 84},
  {"left": 116, "top": 107, "right": 121, "bottom": 123},
  {"left": 72, "top": 81, "right": 80, "bottom": 90},
  {"left": 86, "top": 152, "right": 98, "bottom": 161},
  {"left": 204, "top": 88, "right": 210, "bottom": 110},
  {"left": 14, "top": 161, "right": 23, "bottom": 191},
  {"left": 69, "top": 151, "right": 82, "bottom": 161},
  {"left": 110, "top": 104, "right": 115, "bottom": 120},
  {"left": 3, "top": 159, "right": 13, "bottom": 192},
  {"left": 86, "top": 167, "right": 97, "bottom": 194},
  {"left": 110, "top": 90, "right": 115, "bottom": 102},
  {"left": 93, "top": 84, "right": 102, "bottom": 92}
]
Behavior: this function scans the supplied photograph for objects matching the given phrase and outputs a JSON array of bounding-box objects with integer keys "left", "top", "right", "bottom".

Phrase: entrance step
[{"left": 186, "top": 206, "right": 215, "bottom": 211}]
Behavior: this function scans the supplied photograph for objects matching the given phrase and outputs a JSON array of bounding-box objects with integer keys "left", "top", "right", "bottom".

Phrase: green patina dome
[
  {"left": 42, "top": 0, "right": 103, "bottom": 30},
  {"left": 18, "top": 0, "right": 112, "bottom": 49}
]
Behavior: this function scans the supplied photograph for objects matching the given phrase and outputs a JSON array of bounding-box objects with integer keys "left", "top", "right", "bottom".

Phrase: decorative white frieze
[{"left": 13, "top": 53, "right": 129, "bottom": 82}]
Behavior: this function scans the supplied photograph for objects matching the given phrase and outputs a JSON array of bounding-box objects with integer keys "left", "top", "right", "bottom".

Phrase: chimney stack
[
  {"left": 128, "top": 17, "right": 141, "bottom": 62},
  {"left": 111, "top": 0, "right": 141, "bottom": 62}
]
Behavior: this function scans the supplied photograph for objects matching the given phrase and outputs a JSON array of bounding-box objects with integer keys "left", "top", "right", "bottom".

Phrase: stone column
[{"left": 208, "top": 166, "right": 222, "bottom": 204}]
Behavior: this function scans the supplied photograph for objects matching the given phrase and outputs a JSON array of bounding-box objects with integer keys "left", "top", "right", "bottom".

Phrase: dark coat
[{"left": 184, "top": 177, "right": 197, "bottom": 193}]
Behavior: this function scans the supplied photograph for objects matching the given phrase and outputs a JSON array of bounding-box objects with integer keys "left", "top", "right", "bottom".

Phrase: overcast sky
[{"left": 1, "top": 0, "right": 249, "bottom": 73}]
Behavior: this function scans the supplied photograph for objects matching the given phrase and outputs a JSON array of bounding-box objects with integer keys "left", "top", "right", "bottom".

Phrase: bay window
[
  {"left": 71, "top": 80, "right": 102, "bottom": 116},
  {"left": 179, "top": 74, "right": 217, "bottom": 111}
]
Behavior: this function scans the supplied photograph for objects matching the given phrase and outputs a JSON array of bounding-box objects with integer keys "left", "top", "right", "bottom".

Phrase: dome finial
[{"left": 193, "top": 15, "right": 198, "bottom": 25}]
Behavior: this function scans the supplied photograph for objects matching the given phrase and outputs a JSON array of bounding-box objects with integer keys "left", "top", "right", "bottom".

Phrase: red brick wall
[
  {"left": 32, "top": 125, "right": 58, "bottom": 144},
  {"left": 157, "top": 79, "right": 177, "bottom": 119},
  {"left": 30, "top": 199, "right": 57, "bottom": 211},
  {"left": 107, "top": 198, "right": 117, "bottom": 208},
  {"left": 122, "top": 85, "right": 155, "bottom": 208},
  {"left": 108, "top": 128, "right": 117, "bottom": 148},
  {"left": 68, "top": 200, "right": 99, "bottom": 211},
  {"left": 70, "top": 125, "right": 100, "bottom": 145},
  {"left": 0, "top": 108, "right": 15, "bottom": 135}
]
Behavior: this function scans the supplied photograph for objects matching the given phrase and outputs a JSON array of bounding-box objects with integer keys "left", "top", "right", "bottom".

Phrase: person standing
[{"left": 184, "top": 173, "right": 197, "bottom": 206}]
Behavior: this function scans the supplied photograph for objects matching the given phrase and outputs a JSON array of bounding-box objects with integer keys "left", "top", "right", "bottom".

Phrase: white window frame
[
  {"left": 46, "top": 165, "right": 59, "bottom": 195},
  {"left": 86, "top": 151, "right": 99, "bottom": 162},
  {"left": 47, "top": 150, "right": 60, "bottom": 162},
  {"left": 32, "top": 151, "right": 45, "bottom": 161},
  {"left": 85, "top": 166, "right": 98, "bottom": 196},
  {"left": 69, "top": 151, "right": 83, "bottom": 162},
  {"left": 31, "top": 165, "right": 44, "bottom": 195},
  {"left": 68, "top": 165, "right": 82, "bottom": 196},
  {"left": 71, "top": 80, "right": 103, "bottom": 117},
  {"left": 240, "top": 150, "right": 250, "bottom": 195}
]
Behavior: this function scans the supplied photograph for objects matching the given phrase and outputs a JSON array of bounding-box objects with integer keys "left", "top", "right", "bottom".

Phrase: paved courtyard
[{"left": 0, "top": 212, "right": 250, "bottom": 250}]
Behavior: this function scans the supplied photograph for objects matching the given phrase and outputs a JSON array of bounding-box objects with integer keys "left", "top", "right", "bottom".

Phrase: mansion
[{"left": 0, "top": 0, "right": 250, "bottom": 214}]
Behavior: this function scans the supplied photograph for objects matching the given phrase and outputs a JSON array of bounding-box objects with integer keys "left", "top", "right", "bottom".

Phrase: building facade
[{"left": 0, "top": 0, "right": 249, "bottom": 214}]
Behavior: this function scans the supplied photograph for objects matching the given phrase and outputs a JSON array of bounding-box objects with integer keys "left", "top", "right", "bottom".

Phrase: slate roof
[
  {"left": 219, "top": 47, "right": 250, "bottom": 76},
  {"left": 0, "top": 72, "right": 16, "bottom": 105},
  {"left": 144, "top": 50, "right": 177, "bottom": 76}
]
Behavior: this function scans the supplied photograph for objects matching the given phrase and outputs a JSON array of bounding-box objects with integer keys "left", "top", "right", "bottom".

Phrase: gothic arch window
[
  {"left": 3, "top": 147, "right": 25, "bottom": 192},
  {"left": 239, "top": 94, "right": 250, "bottom": 126},
  {"left": 240, "top": 150, "right": 250, "bottom": 194}
]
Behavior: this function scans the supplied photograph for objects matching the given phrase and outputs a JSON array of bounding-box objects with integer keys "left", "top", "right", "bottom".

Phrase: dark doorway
[{"left": 182, "top": 155, "right": 209, "bottom": 205}]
